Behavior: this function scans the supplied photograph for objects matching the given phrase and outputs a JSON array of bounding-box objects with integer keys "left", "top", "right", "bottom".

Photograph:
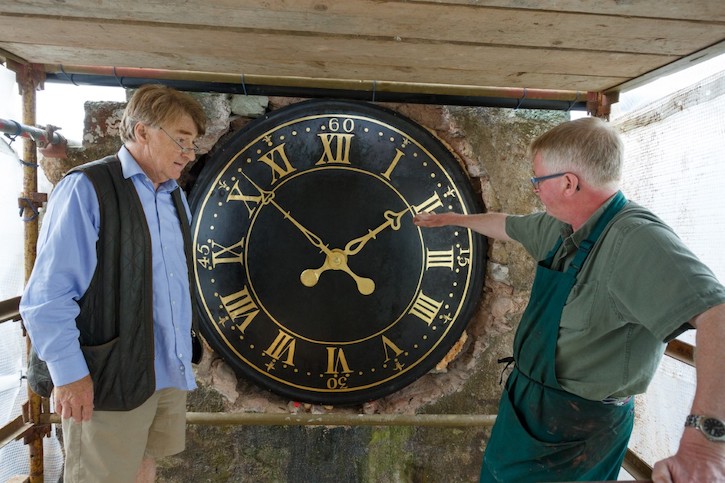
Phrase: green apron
[{"left": 481, "top": 191, "right": 634, "bottom": 482}]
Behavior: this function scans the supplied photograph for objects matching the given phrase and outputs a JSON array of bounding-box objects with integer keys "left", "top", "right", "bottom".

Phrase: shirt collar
[
  {"left": 118, "top": 145, "right": 179, "bottom": 193},
  {"left": 559, "top": 193, "right": 619, "bottom": 248}
]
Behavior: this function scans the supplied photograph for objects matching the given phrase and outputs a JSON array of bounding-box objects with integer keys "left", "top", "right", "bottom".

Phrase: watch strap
[{"left": 685, "top": 414, "right": 700, "bottom": 428}]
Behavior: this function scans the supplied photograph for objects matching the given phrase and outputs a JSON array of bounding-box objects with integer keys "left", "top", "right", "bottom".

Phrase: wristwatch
[{"left": 685, "top": 414, "right": 725, "bottom": 442}]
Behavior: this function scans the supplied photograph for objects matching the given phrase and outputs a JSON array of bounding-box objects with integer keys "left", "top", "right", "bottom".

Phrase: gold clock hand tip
[
  {"left": 300, "top": 269, "right": 320, "bottom": 287},
  {"left": 358, "top": 278, "right": 375, "bottom": 296}
]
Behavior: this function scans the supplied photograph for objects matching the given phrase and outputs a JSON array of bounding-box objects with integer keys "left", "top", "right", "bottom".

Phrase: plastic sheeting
[
  {"left": 614, "top": 68, "right": 725, "bottom": 466},
  {"left": 0, "top": 137, "right": 64, "bottom": 480},
  {"left": 0, "top": 320, "right": 64, "bottom": 481}
]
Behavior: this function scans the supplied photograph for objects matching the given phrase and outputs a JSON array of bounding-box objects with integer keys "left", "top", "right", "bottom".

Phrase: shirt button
[{"left": 178, "top": 353, "right": 183, "bottom": 358}]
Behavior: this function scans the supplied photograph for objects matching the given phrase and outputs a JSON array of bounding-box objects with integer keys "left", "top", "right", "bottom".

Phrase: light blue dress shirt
[{"left": 20, "top": 146, "right": 197, "bottom": 392}]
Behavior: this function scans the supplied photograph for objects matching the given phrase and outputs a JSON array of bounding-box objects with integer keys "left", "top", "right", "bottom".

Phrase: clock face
[
  {"left": 703, "top": 418, "right": 725, "bottom": 438},
  {"left": 189, "top": 100, "right": 486, "bottom": 405}
]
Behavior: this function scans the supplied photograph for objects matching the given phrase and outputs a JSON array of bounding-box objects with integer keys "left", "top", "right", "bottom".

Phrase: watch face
[
  {"left": 703, "top": 418, "right": 725, "bottom": 439},
  {"left": 189, "top": 100, "right": 486, "bottom": 405}
]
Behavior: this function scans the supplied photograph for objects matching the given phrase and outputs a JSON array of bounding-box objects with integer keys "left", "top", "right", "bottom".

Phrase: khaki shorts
[{"left": 61, "top": 388, "right": 187, "bottom": 483}]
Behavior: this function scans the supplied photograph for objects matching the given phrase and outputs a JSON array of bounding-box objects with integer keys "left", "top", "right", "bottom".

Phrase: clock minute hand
[
  {"left": 238, "top": 171, "right": 333, "bottom": 256},
  {"left": 343, "top": 208, "right": 408, "bottom": 257},
  {"left": 271, "top": 201, "right": 333, "bottom": 256}
]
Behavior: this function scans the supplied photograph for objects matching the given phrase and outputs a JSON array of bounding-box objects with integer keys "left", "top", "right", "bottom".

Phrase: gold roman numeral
[
  {"left": 211, "top": 238, "right": 244, "bottom": 267},
  {"left": 226, "top": 180, "right": 263, "bottom": 216},
  {"left": 264, "top": 330, "right": 296, "bottom": 366},
  {"left": 409, "top": 291, "right": 443, "bottom": 326},
  {"left": 413, "top": 192, "right": 444, "bottom": 214},
  {"left": 381, "top": 335, "right": 404, "bottom": 362},
  {"left": 219, "top": 286, "right": 259, "bottom": 333},
  {"left": 425, "top": 248, "right": 455, "bottom": 270},
  {"left": 226, "top": 180, "right": 261, "bottom": 203},
  {"left": 381, "top": 148, "right": 405, "bottom": 180},
  {"left": 258, "top": 143, "right": 296, "bottom": 183},
  {"left": 325, "top": 347, "right": 352, "bottom": 375},
  {"left": 316, "top": 133, "right": 354, "bottom": 165}
]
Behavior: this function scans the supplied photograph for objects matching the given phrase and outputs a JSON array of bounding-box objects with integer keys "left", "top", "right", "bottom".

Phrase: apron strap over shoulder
[{"left": 567, "top": 191, "right": 627, "bottom": 276}]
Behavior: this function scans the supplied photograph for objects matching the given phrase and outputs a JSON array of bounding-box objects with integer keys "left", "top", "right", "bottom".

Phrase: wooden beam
[
  {"left": 0, "top": 47, "right": 28, "bottom": 65},
  {"left": 4, "top": 45, "right": 640, "bottom": 92},
  {"left": 0, "top": 296, "right": 20, "bottom": 324},
  {"left": 622, "top": 448, "right": 654, "bottom": 481},
  {"left": 0, "top": 14, "right": 673, "bottom": 92},
  {"left": 665, "top": 339, "right": 695, "bottom": 367},
  {"left": 0, "top": 415, "right": 34, "bottom": 451},
  {"left": 608, "top": 40, "right": 725, "bottom": 94},
  {"left": 0, "top": 5, "right": 720, "bottom": 56},
  {"left": 418, "top": 0, "right": 725, "bottom": 22}
]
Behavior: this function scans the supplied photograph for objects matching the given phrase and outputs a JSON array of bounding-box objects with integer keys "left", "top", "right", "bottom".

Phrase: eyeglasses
[
  {"left": 530, "top": 172, "right": 567, "bottom": 190},
  {"left": 159, "top": 127, "right": 200, "bottom": 155}
]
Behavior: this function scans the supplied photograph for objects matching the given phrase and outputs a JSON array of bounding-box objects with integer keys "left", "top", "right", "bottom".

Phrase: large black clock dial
[{"left": 190, "top": 100, "right": 486, "bottom": 405}]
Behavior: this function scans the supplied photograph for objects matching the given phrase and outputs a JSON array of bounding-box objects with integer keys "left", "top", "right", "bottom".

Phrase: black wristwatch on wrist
[{"left": 685, "top": 414, "right": 725, "bottom": 442}]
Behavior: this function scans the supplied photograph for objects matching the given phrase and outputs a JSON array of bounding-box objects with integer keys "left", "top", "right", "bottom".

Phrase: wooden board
[{"left": 0, "top": 0, "right": 723, "bottom": 94}]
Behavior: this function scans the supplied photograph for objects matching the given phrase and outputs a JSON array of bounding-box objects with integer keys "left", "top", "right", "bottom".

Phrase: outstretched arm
[{"left": 413, "top": 212, "right": 512, "bottom": 241}]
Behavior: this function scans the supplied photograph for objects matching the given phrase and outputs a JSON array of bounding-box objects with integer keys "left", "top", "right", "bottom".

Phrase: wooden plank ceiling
[{"left": 0, "top": 0, "right": 724, "bottom": 103}]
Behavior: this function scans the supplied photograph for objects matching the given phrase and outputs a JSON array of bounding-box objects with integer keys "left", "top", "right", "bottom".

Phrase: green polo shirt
[{"left": 506, "top": 196, "right": 725, "bottom": 400}]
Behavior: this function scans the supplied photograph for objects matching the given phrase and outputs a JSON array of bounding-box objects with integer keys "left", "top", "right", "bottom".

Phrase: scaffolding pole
[
  {"left": 46, "top": 411, "right": 497, "bottom": 428},
  {"left": 15, "top": 62, "right": 48, "bottom": 483}
]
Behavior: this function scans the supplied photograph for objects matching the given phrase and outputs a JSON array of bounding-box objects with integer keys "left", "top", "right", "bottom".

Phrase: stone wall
[{"left": 41, "top": 93, "right": 567, "bottom": 482}]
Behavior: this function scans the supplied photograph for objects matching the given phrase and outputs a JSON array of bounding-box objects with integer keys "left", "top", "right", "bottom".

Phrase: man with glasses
[
  {"left": 415, "top": 117, "right": 725, "bottom": 482},
  {"left": 21, "top": 84, "right": 207, "bottom": 482}
]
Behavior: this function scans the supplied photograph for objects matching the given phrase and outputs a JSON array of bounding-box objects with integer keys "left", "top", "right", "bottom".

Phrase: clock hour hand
[
  {"left": 343, "top": 208, "right": 408, "bottom": 257},
  {"left": 270, "top": 204, "right": 373, "bottom": 293},
  {"left": 301, "top": 249, "right": 375, "bottom": 296},
  {"left": 298, "top": 208, "right": 408, "bottom": 295}
]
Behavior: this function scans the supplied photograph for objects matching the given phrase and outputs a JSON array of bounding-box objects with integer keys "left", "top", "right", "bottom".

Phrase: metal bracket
[
  {"left": 8, "top": 61, "right": 46, "bottom": 95},
  {"left": 22, "top": 400, "right": 52, "bottom": 443},
  {"left": 18, "top": 192, "right": 48, "bottom": 222},
  {"left": 586, "top": 91, "right": 620, "bottom": 120},
  {"left": 0, "top": 398, "right": 52, "bottom": 451},
  {"left": 38, "top": 124, "right": 68, "bottom": 157}
]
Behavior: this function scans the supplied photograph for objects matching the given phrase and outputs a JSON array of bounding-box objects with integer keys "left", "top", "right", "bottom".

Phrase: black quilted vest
[{"left": 71, "top": 155, "right": 193, "bottom": 410}]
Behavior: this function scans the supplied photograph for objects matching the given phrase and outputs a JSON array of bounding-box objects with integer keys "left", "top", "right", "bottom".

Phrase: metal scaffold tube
[
  {"left": 43, "top": 64, "right": 590, "bottom": 111},
  {"left": 192, "top": 412, "right": 497, "bottom": 427},
  {"left": 0, "top": 117, "right": 65, "bottom": 148},
  {"left": 46, "top": 412, "right": 497, "bottom": 428}
]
